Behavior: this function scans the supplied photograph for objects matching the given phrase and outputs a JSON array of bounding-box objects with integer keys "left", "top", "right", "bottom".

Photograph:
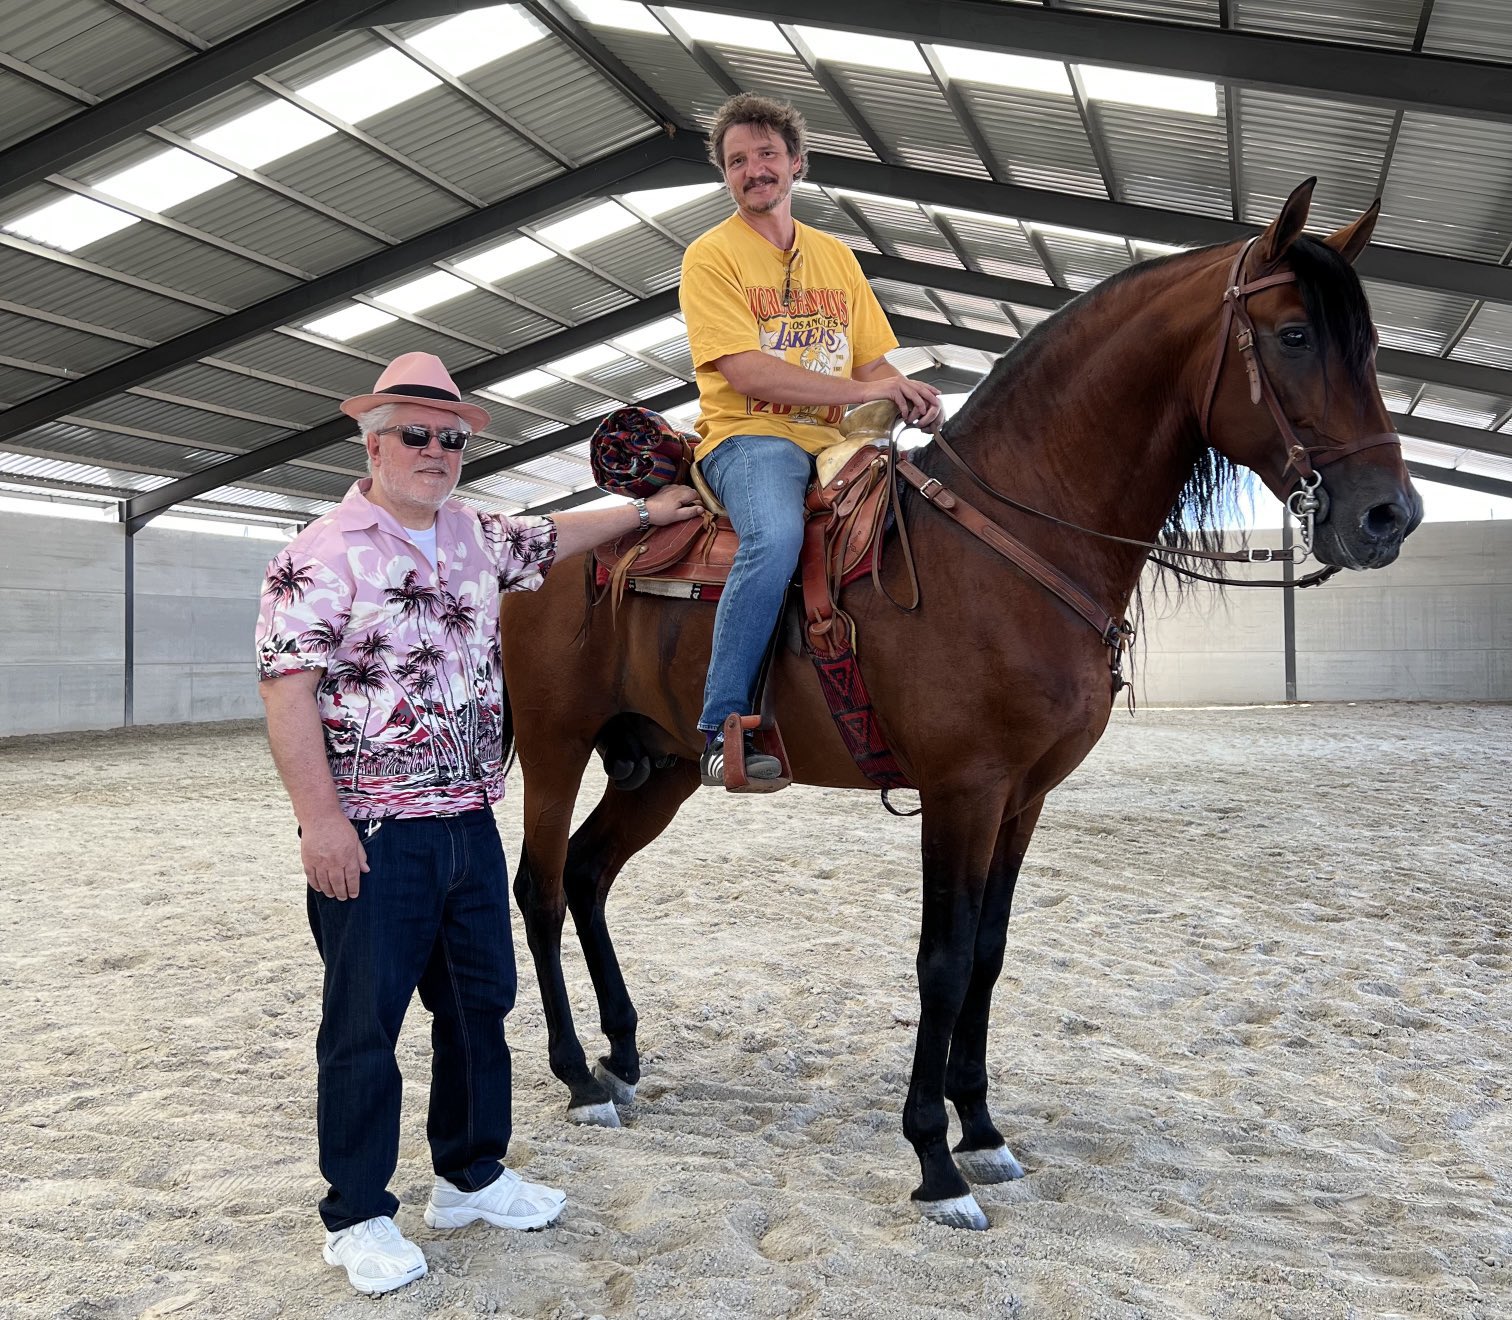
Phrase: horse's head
[{"left": 1200, "top": 179, "right": 1421, "bottom": 569}]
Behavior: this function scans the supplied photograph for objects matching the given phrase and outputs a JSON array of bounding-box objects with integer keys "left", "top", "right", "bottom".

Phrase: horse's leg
[
  {"left": 946, "top": 802, "right": 1044, "bottom": 1186},
  {"left": 903, "top": 788, "right": 1007, "bottom": 1231},
  {"left": 512, "top": 739, "right": 619, "bottom": 1125},
  {"left": 563, "top": 756, "right": 701, "bottom": 1107}
]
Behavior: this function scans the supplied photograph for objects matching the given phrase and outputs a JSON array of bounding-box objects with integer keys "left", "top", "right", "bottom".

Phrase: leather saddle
[{"left": 591, "top": 400, "right": 900, "bottom": 608}]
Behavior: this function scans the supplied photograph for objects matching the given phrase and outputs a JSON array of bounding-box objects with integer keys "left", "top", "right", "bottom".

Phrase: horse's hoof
[
  {"left": 917, "top": 1193, "right": 988, "bottom": 1231},
  {"left": 955, "top": 1145, "right": 1025, "bottom": 1184},
  {"left": 593, "top": 1060, "right": 637, "bottom": 1105},
  {"left": 566, "top": 1100, "right": 620, "bottom": 1128}
]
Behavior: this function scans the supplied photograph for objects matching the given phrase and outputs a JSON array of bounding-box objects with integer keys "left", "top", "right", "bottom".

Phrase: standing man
[
  {"left": 680, "top": 93, "right": 942, "bottom": 786},
  {"left": 255, "top": 351, "right": 699, "bottom": 1295}
]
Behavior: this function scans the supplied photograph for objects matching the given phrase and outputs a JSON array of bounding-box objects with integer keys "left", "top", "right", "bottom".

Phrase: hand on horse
[
  {"left": 865, "top": 374, "right": 942, "bottom": 430},
  {"left": 646, "top": 483, "right": 703, "bottom": 526},
  {"left": 301, "top": 812, "right": 369, "bottom": 901}
]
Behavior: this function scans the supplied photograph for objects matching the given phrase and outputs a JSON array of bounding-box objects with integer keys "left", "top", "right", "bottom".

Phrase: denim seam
[{"left": 439, "top": 929, "right": 476, "bottom": 1166}]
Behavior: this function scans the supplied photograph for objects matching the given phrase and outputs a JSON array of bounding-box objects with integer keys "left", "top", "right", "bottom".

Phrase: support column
[{"left": 1281, "top": 513, "right": 1297, "bottom": 702}]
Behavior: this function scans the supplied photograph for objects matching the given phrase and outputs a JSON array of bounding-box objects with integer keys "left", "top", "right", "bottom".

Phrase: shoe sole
[
  {"left": 424, "top": 1201, "right": 564, "bottom": 1231},
  {"left": 322, "top": 1248, "right": 426, "bottom": 1295}
]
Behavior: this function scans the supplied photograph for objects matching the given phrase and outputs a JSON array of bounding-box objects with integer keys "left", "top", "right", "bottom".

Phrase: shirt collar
[{"left": 330, "top": 478, "right": 465, "bottom": 541}]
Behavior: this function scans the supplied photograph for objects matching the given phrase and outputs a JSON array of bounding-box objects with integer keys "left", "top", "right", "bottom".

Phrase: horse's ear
[
  {"left": 1323, "top": 199, "right": 1381, "bottom": 265},
  {"left": 1255, "top": 177, "right": 1316, "bottom": 266}
]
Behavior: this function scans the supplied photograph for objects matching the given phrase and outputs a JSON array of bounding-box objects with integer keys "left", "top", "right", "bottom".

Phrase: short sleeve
[
  {"left": 482, "top": 513, "right": 557, "bottom": 593},
  {"left": 680, "top": 251, "right": 761, "bottom": 371},
  {"left": 254, "top": 549, "right": 354, "bottom": 680}
]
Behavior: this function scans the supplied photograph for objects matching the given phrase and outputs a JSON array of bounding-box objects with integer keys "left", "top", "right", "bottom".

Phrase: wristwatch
[{"left": 633, "top": 497, "right": 651, "bottom": 533}]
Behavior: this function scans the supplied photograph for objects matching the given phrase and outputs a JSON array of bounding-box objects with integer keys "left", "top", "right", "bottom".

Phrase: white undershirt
[{"left": 407, "top": 523, "right": 437, "bottom": 568}]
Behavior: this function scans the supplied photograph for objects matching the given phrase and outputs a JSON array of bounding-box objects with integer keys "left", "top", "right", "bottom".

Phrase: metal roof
[{"left": 0, "top": 0, "right": 1509, "bottom": 530}]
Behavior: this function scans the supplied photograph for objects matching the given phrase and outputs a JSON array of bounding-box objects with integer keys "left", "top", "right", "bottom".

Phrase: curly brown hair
[{"left": 707, "top": 93, "right": 807, "bottom": 175}]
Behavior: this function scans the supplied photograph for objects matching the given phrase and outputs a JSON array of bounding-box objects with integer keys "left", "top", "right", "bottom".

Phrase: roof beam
[
  {"left": 1389, "top": 412, "right": 1512, "bottom": 462},
  {"left": 0, "top": 0, "right": 396, "bottom": 206},
  {"left": 1, "top": 135, "right": 704, "bottom": 448},
  {"left": 809, "top": 153, "right": 1512, "bottom": 306},
  {"left": 1406, "top": 463, "right": 1512, "bottom": 500},
  {"left": 122, "top": 291, "right": 683, "bottom": 532},
  {"left": 666, "top": 0, "right": 1512, "bottom": 123}
]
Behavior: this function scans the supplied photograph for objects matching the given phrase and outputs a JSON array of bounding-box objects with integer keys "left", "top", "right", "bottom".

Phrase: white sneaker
[
  {"left": 424, "top": 1169, "right": 567, "bottom": 1231},
  {"left": 322, "top": 1215, "right": 427, "bottom": 1295}
]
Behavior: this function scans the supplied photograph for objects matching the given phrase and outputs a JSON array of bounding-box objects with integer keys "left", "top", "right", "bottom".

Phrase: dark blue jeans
[{"left": 306, "top": 809, "right": 515, "bottom": 1231}]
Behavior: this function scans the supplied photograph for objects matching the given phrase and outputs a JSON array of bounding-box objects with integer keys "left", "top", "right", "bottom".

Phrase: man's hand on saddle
[
  {"left": 301, "top": 811, "right": 369, "bottom": 901},
  {"left": 646, "top": 484, "right": 703, "bottom": 525},
  {"left": 863, "top": 375, "right": 943, "bottom": 429}
]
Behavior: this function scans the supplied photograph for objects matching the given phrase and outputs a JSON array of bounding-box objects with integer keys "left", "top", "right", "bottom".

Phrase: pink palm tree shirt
[{"left": 255, "top": 478, "right": 557, "bottom": 819}]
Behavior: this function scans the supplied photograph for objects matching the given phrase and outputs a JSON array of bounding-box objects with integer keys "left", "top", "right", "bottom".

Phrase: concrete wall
[{"left": 0, "top": 513, "right": 1507, "bottom": 736}]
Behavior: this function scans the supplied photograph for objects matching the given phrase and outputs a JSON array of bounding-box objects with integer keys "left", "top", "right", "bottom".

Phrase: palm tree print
[
  {"left": 266, "top": 554, "right": 315, "bottom": 605},
  {"left": 298, "top": 610, "right": 350, "bottom": 656},
  {"left": 332, "top": 657, "right": 384, "bottom": 793}
]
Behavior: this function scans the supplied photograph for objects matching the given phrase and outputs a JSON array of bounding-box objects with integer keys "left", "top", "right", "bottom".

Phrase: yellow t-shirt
[{"left": 679, "top": 214, "right": 899, "bottom": 462}]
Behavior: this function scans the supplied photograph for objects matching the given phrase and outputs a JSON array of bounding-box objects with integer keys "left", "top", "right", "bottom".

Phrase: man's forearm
[
  {"left": 550, "top": 502, "right": 645, "bottom": 561},
  {"left": 716, "top": 350, "right": 873, "bottom": 408},
  {"left": 261, "top": 677, "right": 346, "bottom": 827}
]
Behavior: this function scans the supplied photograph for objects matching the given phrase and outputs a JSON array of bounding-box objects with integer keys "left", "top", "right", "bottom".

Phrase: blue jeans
[
  {"left": 305, "top": 809, "right": 516, "bottom": 1231},
  {"left": 697, "top": 433, "right": 816, "bottom": 732}
]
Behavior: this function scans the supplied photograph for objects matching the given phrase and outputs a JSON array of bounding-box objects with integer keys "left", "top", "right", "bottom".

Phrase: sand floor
[{"left": 0, "top": 702, "right": 1508, "bottom": 1319}]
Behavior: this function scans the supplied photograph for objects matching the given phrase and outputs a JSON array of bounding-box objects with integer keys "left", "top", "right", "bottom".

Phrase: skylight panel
[
  {"left": 613, "top": 315, "right": 686, "bottom": 351},
  {"left": 551, "top": 344, "right": 625, "bottom": 375},
  {"left": 453, "top": 236, "right": 553, "bottom": 282},
  {"left": 304, "top": 304, "right": 399, "bottom": 341},
  {"left": 375, "top": 270, "right": 474, "bottom": 313},
  {"left": 1031, "top": 222, "right": 1126, "bottom": 247},
  {"left": 96, "top": 148, "right": 234, "bottom": 212},
  {"left": 568, "top": 0, "right": 663, "bottom": 34},
  {"left": 298, "top": 48, "right": 442, "bottom": 125},
  {"left": 536, "top": 201, "right": 638, "bottom": 251},
  {"left": 408, "top": 5, "right": 544, "bottom": 76},
  {"left": 794, "top": 26, "right": 927, "bottom": 74},
  {"left": 620, "top": 182, "right": 723, "bottom": 216},
  {"left": 1078, "top": 66, "right": 1217, "bottom": 116},
  {"left": 193, "top": 100, "right": 336, "bottom": 170},
  {"left": 487, "top": 369, "right": 558, "bottom": 397},
  {"left": 664, "top": 7, "right": 788, "bottom": 51},
  {"left": 933, "top": 46, "right": 1071, "bottom": 96},
  {"left": 4, "top": 194, "right": 137, "bottom": 251}
]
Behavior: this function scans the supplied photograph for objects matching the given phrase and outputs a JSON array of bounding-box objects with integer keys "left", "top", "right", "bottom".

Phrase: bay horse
[{"left": 499, "top": 181, "right": 1420, "bottom": 1230}]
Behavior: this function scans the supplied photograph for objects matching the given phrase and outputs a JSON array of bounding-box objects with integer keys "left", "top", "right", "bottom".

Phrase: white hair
[{"left": 357, "top": 402, "right": 470, "bottom": 474}]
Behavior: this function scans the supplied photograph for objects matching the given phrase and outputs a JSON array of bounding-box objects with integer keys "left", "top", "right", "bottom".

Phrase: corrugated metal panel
[
  {"left": 460, "top": 42, "right": 654, "bottom": 168},
  {"left": 362, "top": 87, "right": 560, "bottom": 203},
  {"left": 790, "top": 188, "right": 876, "bottom": 250},
  {"left": 1449, "top": 303, "right": 1512, "bottom": 370},
  {"left": 160, "top": 82, "right": 275, "bottom": 139},
  {"left": 498, "top": 257, "right": 635, "bottom": 323},
  {"left": 146, "top": 363, "right": 337, "bottom": 424},
  {"left": 931, "top": 291, "right": 1020, "bottom": 338},
  {"left": 1097, "top": 94, "right": 1230, "bottom": 217},
  {"left": 1, "top": 179, "right": 80, "bottom": 226},
  {"left": 347, "top": 320, "right": 493, "bottom": 367},
  {"left": 0, "top": 448, "right": 167, "bottom": 491},
  {"left": 713, "top": 49, "right": 873, "bottom": 158},
  {"left": 0, "top": 309, "right": 136, "bottom": 373},
  {"left": 195, "top": 481, "right": 331, "bottom": 514},
  {"left": 1034, "top": 228, "right": 1130, "bottom": 291},
  {"left": 1374, "top": 372, "right": 1420, "bottom": 411},
  {"left": 66, "top": 133, "right": 170, "bottom": 186},
  {"left": 873, "top": 279, "right": 947, "bottom": 323},
  {"left": 1237, "top": 91, "right": 1394, "bottom": 231},
  {"left": 1059, "top": 0, "right": 1218, "bottom": 24},
  {"left": 475, "top": 405, "right": 561, "bottom": 443},
  {"left": 838, "top": 195, "right": 959, "bottom": 266},
  {"left": 145, "top": 0, "right": 302, "bottom": 45},
  {"left": 261, "top": 135, "right": 472, "bottom": 240},
  {"left": 240, "top": 462, "right": 353, "bottom": 500},
  {"left": 630, "top": 190, "right": 730, "bottom": 246},
  {"left": 0, "top": 245, "right": 216, "bottom": 339},
  {"left": 0, "top": 70, "right": 77, "bottom": 152},
  {"left": 267, "top": 30, "right": 376, "bottom": 86},
  {"left": 1233, "top": 0, "right": 1420, "bottom": 47},
  {"left": 1423, "top": 0, "right": 1512, "bottom": 63},
  {"left": 1411, "top": 385, "right": 1512, "bottom": 428},
  {"left": 169, "top": 180, "right": 382, "bottom": 276},
  {"left": 571, "top": 224, "right": 683, "bottom": 295},
  {"left": 515, "top": 451, "right": 592, "bottom": 488},
  {"left": 81, "top": 392, "right": 286, "bottom": 446},
  {"left": 217, "top": 333, "right": 386, "bottom": 396},
  {"left": 303, "top": 438, "right": 369, "bottom": 468},
  {"left": 1377, "top": 113, "right": 1512, "bottom": 261},
  {"left": 1361, "top": 280, "right": 1477, "bottom": 355},
  {"left": 83, "top": 221, "right": 300, "bottom": 306},
  {"left": 457, "top": 468, "right": 563, "bottom": 505},
  {"left": 563, "top": 357, "right": 683, "bottom": 402},
  {"left": 578, "top": 26, "right": 729, "bottom": 129},
  {"left": 492, "top": 376, "right": 607, "bottom": 421},
  {"left": 0, "top": 364, "right": 60, "bottom": 403},
  {"left": 957, "top": 86, "right": 1106, "bottom": 197},
  {"left": 938, "top": 210, "right": 1052, "bottom": 284},
  {"left": 831, "top": 67, "right": 990, "bottom": 179},
  {"left": 1, "top": 0, "right": 187, "bottom": 98},
  {"left": 408, "top": 292, "right": 559, "bottom": 353},
  {"left": 16, "top": 419, "right": 230, "bottom": 474}
]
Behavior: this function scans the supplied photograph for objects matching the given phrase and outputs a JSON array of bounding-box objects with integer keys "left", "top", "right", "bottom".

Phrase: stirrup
[{"left": 705, "top": 714, "right": 791, "bottom": 793}]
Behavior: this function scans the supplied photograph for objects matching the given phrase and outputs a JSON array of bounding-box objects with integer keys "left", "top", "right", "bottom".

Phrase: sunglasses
[
  {"left": 782, "top": 246, "right": 802, "bottom": 313},
  {"left": 376, "top": 424, "right": 469, "bottom": 452}
]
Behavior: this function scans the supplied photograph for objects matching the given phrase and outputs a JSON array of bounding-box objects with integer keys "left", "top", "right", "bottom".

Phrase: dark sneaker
[{"left": 700, "top": 732, "right": 782, "bottom": 786}]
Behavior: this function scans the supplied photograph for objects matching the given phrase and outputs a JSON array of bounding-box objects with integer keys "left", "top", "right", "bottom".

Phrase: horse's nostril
[{"left": 1363, "top": 501, "right": 1408, "bottom": 541}]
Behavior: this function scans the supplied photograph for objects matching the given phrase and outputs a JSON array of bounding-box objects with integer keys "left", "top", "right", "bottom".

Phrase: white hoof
[
  {"left": 566, "top": 1101, "right": 620, "bottom": 1128},
  {"left": 917, "top": 1193, "right": 988, "bottom": 1231},
  {"left": 955, "top": 1145, "right": 1025, "bottom": 1184},
  {"left": 592, "top": 1060, "right": 636, "bottom": 1105}
]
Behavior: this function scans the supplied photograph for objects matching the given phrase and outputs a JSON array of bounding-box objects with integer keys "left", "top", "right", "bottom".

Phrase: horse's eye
[{"left": 1279, "top": 327, "right": 1310, "bottom": 349}]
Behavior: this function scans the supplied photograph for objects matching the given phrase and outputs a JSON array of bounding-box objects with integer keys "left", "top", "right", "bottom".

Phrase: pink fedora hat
[{"left": 340, "top": 351, "right": 490, "bottom": 431}]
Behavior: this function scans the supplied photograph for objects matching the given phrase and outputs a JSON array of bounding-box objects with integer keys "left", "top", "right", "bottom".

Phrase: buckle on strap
[{"left": 917, "top": 476, "right": 943, "bottom": 501}]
